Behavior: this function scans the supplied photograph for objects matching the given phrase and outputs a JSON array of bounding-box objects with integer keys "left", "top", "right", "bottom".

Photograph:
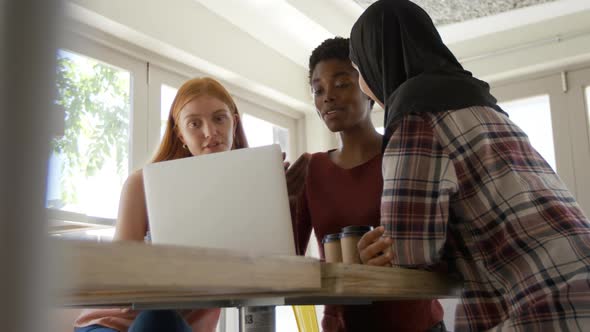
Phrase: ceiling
[
  {"left": 195, "top": 0, "right": 590, "bottom": 69},
  {"left": 353, "top": 0, "right": 558, "bottom": 25},
  {"left": 66, "top": 0, "right": 590, "bottom": 115}
]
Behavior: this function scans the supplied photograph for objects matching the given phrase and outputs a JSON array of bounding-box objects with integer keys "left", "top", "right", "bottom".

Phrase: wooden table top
[{"left": 51, "top": 240, "right": 462, "bottom": 308}]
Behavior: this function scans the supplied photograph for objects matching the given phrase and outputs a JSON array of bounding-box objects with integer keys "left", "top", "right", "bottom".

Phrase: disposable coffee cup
[
  {"left": 322, "top": 233, "right": 342, "bottom": 263},
  {"left": 340, "top": 225, "right": 373, "bottom": 264}
]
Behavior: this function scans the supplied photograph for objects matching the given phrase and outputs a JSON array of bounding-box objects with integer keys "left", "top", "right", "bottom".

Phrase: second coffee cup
[
  {"left": 322, "top": 233, "right": 342, "bottom": 263},
  {"left": 340, "top": 225, "right": 373, "bottom": 264}
]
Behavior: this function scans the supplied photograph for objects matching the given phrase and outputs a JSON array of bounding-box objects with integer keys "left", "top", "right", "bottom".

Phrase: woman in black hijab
[
  {"left": 352, "top": 1, "right": 590, "bottom": 331},
  {"left": 349, "top": 0, "right": 502, "bottom": 142}
]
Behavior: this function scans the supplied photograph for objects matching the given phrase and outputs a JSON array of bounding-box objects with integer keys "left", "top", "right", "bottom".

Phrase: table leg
[{"left": 238, "top": 306, "right": 276, "bottom": 332}]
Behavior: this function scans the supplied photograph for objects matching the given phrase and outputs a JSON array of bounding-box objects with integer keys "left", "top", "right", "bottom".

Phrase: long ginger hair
[{"left": 152, "top": 77, "right": 248, "bottom": 162}]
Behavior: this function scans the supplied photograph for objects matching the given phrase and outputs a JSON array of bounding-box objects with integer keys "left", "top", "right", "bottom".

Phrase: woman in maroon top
[{"left": 291, "top": 37, "right": 444, "bottom": 332}]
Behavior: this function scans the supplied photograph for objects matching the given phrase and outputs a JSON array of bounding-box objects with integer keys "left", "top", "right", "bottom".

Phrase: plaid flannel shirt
[{"left": 382, "top": 106, "right": 590, "bottom": 331}]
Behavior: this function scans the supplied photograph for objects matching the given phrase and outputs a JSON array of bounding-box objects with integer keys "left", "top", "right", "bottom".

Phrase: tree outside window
[{"left": 47, "top": 50, "right": 130, "bottom": 219}]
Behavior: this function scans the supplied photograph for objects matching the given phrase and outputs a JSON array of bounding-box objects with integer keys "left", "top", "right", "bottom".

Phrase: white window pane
[
  {"left": 161, "top": 84, "right": 178, "bottom": 138},
  {"left": 47, "top": 50, "right": 130, "bottom": 219},
  {"left": 242, "top": 113, "right": 289, "bottom": 152},
  {"left": 499, "top": 95, "right": 556, "bottom": 171}
]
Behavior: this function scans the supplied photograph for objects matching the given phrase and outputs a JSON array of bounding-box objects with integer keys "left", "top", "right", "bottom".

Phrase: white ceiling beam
[
  {"left": 194, "top": 0, "right": 333, "bottom": 68},
  {"left": 65, "top": 0, "right": 314, "bottom": 113},
  {"left": 285, "top": 0, "right": 362, "bottom": 38}
]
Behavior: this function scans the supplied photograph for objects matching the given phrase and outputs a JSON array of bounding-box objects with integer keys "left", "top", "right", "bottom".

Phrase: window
[
  {"left": 242, "top": 113, "right": 289, "bottom": 152},
  {"left": 160, "top": 84, "right": 178, "bottom": 138},
  {"left": 47, "top": 50, "right": 131, "bottom": 219},
  {"left": 47, "top": 31, "right": 149, "bottom": 240},
  {"left": 498, "top": 95, "right": 557, "bottom": 170}
]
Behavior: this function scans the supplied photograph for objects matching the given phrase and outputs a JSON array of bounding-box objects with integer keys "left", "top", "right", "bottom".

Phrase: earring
[{"left": 182, "top": 144, "right": 188, "bottom": 150}]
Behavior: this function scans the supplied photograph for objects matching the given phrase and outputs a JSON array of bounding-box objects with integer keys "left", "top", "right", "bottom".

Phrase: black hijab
[{"left": 349, "top": 0, "right": 504, "bottom": 144}]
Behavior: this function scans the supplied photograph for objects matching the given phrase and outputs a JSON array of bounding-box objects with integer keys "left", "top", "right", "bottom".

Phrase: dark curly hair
[
  {"left": 309, "top": 37, "right": 350, "bottom": 83},
  {"left": 308, "top": 37, "right": 374, "bottom": 108}
]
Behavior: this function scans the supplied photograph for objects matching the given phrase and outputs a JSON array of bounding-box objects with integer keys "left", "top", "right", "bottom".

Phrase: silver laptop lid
[{"left": 143, "top": 144, "right": 295, "bottom": 256}]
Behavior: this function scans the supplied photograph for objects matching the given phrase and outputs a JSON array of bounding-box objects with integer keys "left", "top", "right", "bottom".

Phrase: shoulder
[
  {"left": 308, "top": 151, "right": 334, "bottom": 169},
  {"left": 430, "top": 106, "right": 499, "bottom": 147},
  {"left": 311, "top": 151, "right": 330, "bottom": 161},
  {"left": 442, "top": 105, "right": 504, "bottom": 126},
  {"left": 394, "top": 112, "right": 438, "bottom": 134},
  {"left": 311, "top": 150, "right": 331, "bottom": 158},
  {"left": 126, "top": 169, "right": 144, "bottom": 186},
  {"left": 122, "top": 169, "right": 145, "bottom": 196},
  {"left": 385, "top": 113, "right": 442, "bottom": 154}
]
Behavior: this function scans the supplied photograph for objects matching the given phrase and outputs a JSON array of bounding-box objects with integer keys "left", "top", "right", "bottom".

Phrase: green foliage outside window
[{"left": 50, "top": 53, "right": 129, "bottom": 207}]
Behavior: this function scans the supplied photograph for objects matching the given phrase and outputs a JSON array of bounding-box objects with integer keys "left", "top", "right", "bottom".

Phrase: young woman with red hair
[{"left": 74, "top": 77, "right": 248, "bottom": 332}]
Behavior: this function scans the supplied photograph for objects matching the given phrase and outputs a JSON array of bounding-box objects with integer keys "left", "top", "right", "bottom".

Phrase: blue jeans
[{"left": 75, "top": 310, "right": 192, "bottom": 332}]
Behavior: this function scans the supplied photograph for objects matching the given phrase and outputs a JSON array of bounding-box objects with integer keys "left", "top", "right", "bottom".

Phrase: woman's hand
[
  {"left": 285, "top": 153, "right": 311, "bottom": 199},
  {"left": 357, "top": 226, "right": 394, "bottom": 266}
]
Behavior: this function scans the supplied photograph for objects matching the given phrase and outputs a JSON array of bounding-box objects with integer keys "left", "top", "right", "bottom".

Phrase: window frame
[
  {"left": 563, "top": 66, "right": 590, "bottom": 213},
  {"left": 59, "top": 30, "right": 150, "bottom": 171},
  {"left": 50, "top": 31, "right": 148, "bottom": 231}
]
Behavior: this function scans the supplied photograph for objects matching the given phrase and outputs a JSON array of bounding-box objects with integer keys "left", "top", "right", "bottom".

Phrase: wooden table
[{"left": 52, "top": 240, "right": 462, "bottom": 310}]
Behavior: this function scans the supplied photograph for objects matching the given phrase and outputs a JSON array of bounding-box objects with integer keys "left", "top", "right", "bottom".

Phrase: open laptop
[{"left": 143, "top": 144, "right": 295, "bottom": 256}]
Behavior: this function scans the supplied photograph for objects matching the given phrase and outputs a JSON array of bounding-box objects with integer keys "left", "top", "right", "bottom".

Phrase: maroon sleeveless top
[{"left": 292, "top": 151, "right": 443, "bottom": 332}]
